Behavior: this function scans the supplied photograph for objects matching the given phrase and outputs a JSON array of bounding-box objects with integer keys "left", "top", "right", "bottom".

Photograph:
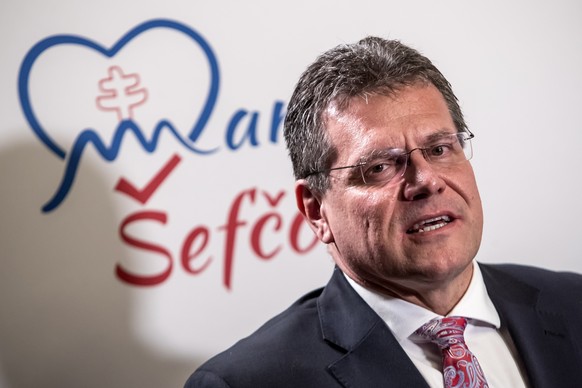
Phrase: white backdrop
[{"left": 1, "top": 1, "right": 581, "bottom": 387}]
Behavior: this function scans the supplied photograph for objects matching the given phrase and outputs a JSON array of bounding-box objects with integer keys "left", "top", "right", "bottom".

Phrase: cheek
[
  {"left": 357, "top": 188, "right": 399, "bottom": 208},
  {"left": 449, "top": 165, "right": 482, "bottom": 204},
  {"left": 326, "top": 189, "right": 399, "bottom": 237},
  {"left": 458, "top": 171, "right": 484, "bottom": 237},
  {"left": 352, "top": 192, "right": 400, "bottom": 234},
  {"left": 466, "top": 178, "right": 483, "bottom": 220},
  {"left": 472, "top": 199, "right": 484, "bottom": 240}
]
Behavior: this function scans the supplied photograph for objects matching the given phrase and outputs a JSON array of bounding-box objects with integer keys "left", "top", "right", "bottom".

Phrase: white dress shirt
[{"left": 344, "top": 261, "right": 529, "bottom": 387}]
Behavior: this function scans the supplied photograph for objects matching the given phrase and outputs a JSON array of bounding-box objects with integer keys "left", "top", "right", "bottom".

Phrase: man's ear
[{"left": 294, "top": 180, "right": 334, "bottom": 244}]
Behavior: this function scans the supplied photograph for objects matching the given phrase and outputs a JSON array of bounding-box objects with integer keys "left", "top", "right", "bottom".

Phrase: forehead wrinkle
[
  {"left": 325, "top": 103, "right": 373, "bottom": 161},
  {"left": 325, "top": 91, "right": 457, "bottom": 167}
]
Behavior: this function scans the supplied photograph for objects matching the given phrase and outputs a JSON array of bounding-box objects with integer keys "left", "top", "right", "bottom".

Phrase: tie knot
[{"left": 415, "top": 316, "right": 468, "bottom": 350}]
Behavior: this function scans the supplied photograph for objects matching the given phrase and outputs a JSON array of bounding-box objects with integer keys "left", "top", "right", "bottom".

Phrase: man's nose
[{"left": 402, "top": 149, "right": 446, "bottom": 200}]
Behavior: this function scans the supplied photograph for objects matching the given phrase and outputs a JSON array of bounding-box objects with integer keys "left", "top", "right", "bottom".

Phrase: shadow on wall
[{"left": 0, "top": 137, "right": 198, "bottom": 388}]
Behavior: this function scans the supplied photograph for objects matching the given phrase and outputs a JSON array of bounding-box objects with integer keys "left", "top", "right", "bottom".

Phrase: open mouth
[{"left": 406, "top": 215, "right": 452, "bottom": 234}]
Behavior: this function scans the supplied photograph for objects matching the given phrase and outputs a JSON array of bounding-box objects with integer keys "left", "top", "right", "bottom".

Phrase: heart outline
[{"left": 18, "top": 18, "right": 220, "bottom": 159}]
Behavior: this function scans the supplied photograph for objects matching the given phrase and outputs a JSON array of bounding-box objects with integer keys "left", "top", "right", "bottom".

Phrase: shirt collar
[{"left": 344, "top": 261, "right": 500, "bottom": 342}]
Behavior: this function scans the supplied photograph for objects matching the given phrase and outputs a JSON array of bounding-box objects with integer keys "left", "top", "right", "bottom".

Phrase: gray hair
[{"left": 283, "top": 36, "right": 467, "bottom": 194}]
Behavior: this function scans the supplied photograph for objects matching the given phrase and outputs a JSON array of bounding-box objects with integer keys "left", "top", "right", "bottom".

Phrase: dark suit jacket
[{"left": 185, "top": 263, "right": 582, "bottom": 387}]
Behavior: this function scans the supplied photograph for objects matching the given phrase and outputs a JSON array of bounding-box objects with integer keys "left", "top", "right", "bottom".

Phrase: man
[{"left": 185, "top": 37, "right": 582, "bottom": 387}]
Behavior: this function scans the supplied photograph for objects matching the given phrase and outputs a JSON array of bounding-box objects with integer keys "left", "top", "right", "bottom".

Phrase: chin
[{"left": 412, "top": 255, "right": 473, "bottom": 281}]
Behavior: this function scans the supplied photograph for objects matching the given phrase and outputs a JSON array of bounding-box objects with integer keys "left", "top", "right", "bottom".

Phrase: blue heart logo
[{"left": 18, "top": 19, "right": 220, "bottom": 212}]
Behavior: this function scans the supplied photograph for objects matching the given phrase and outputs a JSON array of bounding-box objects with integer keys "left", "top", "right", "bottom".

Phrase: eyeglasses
[{"left": 305, "top": 131, "right": 474, "bottom": 186}]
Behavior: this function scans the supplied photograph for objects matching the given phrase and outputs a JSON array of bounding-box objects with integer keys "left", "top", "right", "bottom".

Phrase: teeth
[
  {"left": 417, "top": 222, "right": 446, "bottom": 233},
  {"left": 409, "top": 215, "right": 451, "bottom": 234}
]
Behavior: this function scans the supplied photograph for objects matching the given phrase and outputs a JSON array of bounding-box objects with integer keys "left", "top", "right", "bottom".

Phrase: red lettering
[
  {"left": 251, "top": 212, "right": 283, "bottom": 260},
  {"left": 115, "top": 188, "right": 320, "bottom": 288},
  {"left": 181, "top": 226, "right": 212, "bottom": 274},
  {"left": 116, "top": 211, "right": 173, "bottom": 286},
  {"left": 289, "top": 212, "right": 319, "bottom": 254},
  {"left": 218, "top": 188, "right": 256, "bottom": 289}
]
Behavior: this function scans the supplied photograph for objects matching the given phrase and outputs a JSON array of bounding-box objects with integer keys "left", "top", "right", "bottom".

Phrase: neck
[
  {"left": 398, "top": 270, "right": 473, "bottom": 315},
  {"left": 343, "top": 262, "right": 475, "bottom": 316}
]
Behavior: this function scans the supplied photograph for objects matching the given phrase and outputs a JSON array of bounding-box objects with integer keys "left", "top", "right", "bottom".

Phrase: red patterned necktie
[{"left": 415, "top": 316, "right": 489, "bottom": 388}]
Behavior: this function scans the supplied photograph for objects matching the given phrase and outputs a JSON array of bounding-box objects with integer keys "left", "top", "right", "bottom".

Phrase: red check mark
[
  {"left": 262, "top": 190, "right": 285, "bottom": 207},
  {"left": 115, "top": 154, "right": 182, "bottom": 204}
]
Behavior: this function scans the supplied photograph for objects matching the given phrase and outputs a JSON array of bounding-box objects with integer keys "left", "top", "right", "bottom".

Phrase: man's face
[{"left": 303, "top": 84, "right": 483, "bottom": 297}]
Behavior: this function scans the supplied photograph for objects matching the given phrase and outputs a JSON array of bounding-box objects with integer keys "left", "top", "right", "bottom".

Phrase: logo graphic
[
  {"left": 18, "top": 19, "right": 220, "bottom": 212},
  {"left": 96, "top": 66, "right": 148, "bottom": 121},
  {"left": 18, "top": 19, "right": 305, "bottom": 288}
]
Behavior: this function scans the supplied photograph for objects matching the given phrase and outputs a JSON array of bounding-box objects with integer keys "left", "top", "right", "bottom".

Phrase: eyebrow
[
  {"left": 423, "top": 129, "right": 457, "bottom": 143},
  {"left": 359, "top": 148, "right": 401, "bottom": 162},
  {"left": 357, "top": 129, "right": 457, "bottom": 162}
]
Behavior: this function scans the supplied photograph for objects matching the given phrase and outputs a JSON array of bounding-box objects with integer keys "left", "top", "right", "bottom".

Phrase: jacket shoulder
[
  {"left": 185, "top": 286, "right": 343, "bottom": 387},
  {"left": 480, "top": 262, "right": 582, "bottom": 309},
  {"left": 481, "top": 263, "right": 582, "bottom": 288}
]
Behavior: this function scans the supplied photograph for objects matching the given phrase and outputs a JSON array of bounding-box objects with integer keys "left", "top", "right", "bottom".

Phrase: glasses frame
[{"left": 303, "top": 130, "right": 475, "bottom": 184}]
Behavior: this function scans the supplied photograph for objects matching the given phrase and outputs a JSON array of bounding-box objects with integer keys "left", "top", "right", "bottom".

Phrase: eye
[
  {"left": 360, "top": 157, "right": 402, "bottom": 184},
  {"left": 431, "top": 145, "right": 446, "bottom": 156},
  {"left": 429, "top": 143, "right": 454, "bottom": 158},
  {"left": 369, "top": 163, "right": 389, "bottom": 174},
  {"left": 363, "top": 163, "right": 392, "bottom": 181}
]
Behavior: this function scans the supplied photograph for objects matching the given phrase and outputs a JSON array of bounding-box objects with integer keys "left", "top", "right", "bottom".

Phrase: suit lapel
[
  {"left": 318, "top": 268, "right": 429, "bottom": 388},
  {"left": 481, "top": 264, "right": 582, "bottom": 387}
]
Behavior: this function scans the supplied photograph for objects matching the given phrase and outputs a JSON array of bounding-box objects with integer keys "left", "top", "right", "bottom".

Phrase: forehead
[{"left": 325, "top": 84, "right": 455, "bottom": 159}]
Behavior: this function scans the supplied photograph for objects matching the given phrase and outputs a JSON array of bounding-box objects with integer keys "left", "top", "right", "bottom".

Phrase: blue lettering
[
  {"left": 270, "top": 101, "right": 285, "bottom": 143},
  {"left": 226, "top": 110, "right": 260, "bottom": 150}
]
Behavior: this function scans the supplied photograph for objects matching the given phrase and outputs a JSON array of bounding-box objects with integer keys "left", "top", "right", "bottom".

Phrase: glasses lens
[
  {"left": 358, "top": 151, "right": 407, "bottom": 185},
  {"left": 424, "top": 133, "right": 473, "bottom": 165},
  {"left": 458, "top": 133, "right": 473, "bottom": 161},
  {"left": 358, "top": 133, "right": 473, "bottom": 186}
]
